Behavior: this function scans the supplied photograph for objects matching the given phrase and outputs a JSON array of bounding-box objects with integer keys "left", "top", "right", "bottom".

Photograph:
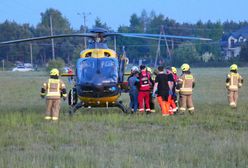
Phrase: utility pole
[
  {"left": 114, "top": 36, "right": 117, "bottom": 51},
  {"left": 50, "top": 15, "right": 55, "bottom": 60},
  {"left": 77, "top": 12, "right": 91, "bottom": 49},
  {"left": 2, "top": 60, "right": 4, "bottom": 71},
  {"left": 30, "top": 43, "right": 33, "bottom": 65},
  {"left": 155, "top": 25, "right": 172, "bottom": 67}
]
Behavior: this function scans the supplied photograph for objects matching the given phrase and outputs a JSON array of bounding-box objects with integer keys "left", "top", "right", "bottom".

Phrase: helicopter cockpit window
[
  {"left": 77, "top": 58, "right": 96, "bottom": 83},
  {"left": 100, "top": 59, "right": 118, "bottom": 83},
  {"left": 104, "top": 52, "right": 111, "bottom": 57},
  {"left": 77, "top": 58, "right": 118, "bottom": 85},
  {"left": 85, "top": 52, "right": 92, "bottom": 57}
]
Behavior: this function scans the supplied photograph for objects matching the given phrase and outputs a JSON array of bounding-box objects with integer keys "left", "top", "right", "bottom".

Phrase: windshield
[{"left": 77, "top": 58, "right": 118, "bottom": 85}]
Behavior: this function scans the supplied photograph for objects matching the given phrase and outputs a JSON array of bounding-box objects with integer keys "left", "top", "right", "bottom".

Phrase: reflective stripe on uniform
[
  {"left": 47, "top": 79, "right": 61, "bottom": 97},
  {"left": 44, "top": 116, "right": 52, "bottom": 120},
  {"left": 230, "top": 102, "right": 236, "bottom": 107},
  {"left": 181, "top": 74, "right": 193, "bottom": 94},
  {"left": 188, "top": 107, "right": 195, "bottom": 111},
  {"left": 228, "top": 73, "right": 240, "bottom": 91},
  {"left": 52, "top": 117, "right": 58, "bottom": 121},
  {"left": 180, "top": 88, "right": 193, "bottom": 92},
  {"left": 185, "top": 75, "right": 193, "bottom": 79},
  {"left": 179, "top": 107, "right": 186, "bottom": 111},
  {"left": 229, "top": 85, "right": 238, "bottom": 90}
]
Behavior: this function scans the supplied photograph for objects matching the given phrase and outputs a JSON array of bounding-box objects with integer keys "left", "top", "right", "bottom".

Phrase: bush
[{"left": 47, "top": 58, "right": 65, "bottom": 72}]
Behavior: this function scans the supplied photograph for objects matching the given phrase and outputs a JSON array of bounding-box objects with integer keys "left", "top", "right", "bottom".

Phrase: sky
[{"left": 0, "top": 0, "right": 248, "bottom": 31}]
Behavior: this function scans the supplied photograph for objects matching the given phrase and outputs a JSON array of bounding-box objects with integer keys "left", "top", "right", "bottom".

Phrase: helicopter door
[{"left": 118, "top": 56, "right": 126, "bottom": 83}]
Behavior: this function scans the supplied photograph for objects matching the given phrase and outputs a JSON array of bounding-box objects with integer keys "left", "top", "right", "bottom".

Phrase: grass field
[{"left": 0, "top": 68, "right": 248, "bottom": 168}]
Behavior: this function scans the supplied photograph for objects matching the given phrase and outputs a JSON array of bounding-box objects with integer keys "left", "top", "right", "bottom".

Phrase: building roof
[
  {"left": 229, "top": 26, "right": 248, "bottom": 39},
  {"left": 221, "top": 26, "right": 248, "bottom": 47}
]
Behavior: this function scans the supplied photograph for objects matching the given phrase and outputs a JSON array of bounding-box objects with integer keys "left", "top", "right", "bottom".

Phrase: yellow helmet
[
  {"left": 181, "top": 63, "right": 190, "bottom": 72},
  {"left": 50, "top": 68, "right": 59, "bottom": 76},
  {"left": 171, "top": 67, "right": 177, "bottom": 73},
  {"left": 230, "top": 64, "right": 238, "bottom": 71},
  {"left": 146, "top": 67, "right": 152, "bottom": 73}
]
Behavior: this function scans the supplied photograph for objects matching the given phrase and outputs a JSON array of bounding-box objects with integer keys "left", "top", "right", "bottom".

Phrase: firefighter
[
  {"left": 226, "top": 64, "right": 243, "bottom": 108},
  {"left": 40, "top": 68, "right": 67, "bottom": 121},
  {"left": 138, "top": 65, "right": 154, "bottom": 113},
  {"left": 176, "top": 64, "right": 195, "bottom": 114}
]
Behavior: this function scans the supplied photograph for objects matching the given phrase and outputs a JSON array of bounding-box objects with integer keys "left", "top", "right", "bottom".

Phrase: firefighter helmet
[
  {"left": 181, "top": 64, "right": 190, "bottom": 72},
  {"left": 146, "top": 67, "right": 152, "bottom": 73},
  {"left": 131, "top": 66, "right": 139, "bottom": 73},
  {"left": 171, "top": 67, "right": 177, "bottom": 73},
  {"left": 230, "top": 64, "right": 238, "bottom": 71},
  {"left": 50, "top": 68, "right": 59, "bottom": 76}
]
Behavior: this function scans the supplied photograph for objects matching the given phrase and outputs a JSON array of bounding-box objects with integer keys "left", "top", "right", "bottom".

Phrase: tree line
[{"left": 0, "top": 8, "right": 248, "bottom": 68}]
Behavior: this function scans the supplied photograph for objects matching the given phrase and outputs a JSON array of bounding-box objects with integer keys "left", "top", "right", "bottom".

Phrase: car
[{"left": 12, "top": 65, "right": 34, "bottom": 72}]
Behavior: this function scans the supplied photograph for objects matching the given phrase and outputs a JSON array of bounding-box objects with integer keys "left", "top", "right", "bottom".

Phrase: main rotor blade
[
  {"left": 0, "top": 33, "right": 96, "bottom": 45},
  {"left": 110, "top": 33, "right": 212, "bottom": 41}
]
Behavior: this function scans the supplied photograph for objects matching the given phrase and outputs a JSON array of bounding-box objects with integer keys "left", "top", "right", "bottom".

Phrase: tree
[
  {"left": 172, "top": 42, "right": 200, "bottom": 65},
  {"left": 0, "top": 21, "right": 34, "bottom": 63},
  {"left": 93, "top": 17, "right": 111, "bottom": 30},
  {"left": 239, "top": 41, "right": 248, "bottom": 62},
  {"left": 36, "top": 8, "right": 73, "bottom": 64}
]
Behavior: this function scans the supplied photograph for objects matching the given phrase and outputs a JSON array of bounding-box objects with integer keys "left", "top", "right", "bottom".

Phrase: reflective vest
[
  {"left": 226, "top": 73, "right": 243, "bottom": 91},
  {"left": 178, "top": 74, "right": 194, "bottom": 95},
  {"left": 139, "top": 71, "right": 151, "bottom": 91},
  {"left": 44, "top": 79, "right": 64, "bottom": 98}
]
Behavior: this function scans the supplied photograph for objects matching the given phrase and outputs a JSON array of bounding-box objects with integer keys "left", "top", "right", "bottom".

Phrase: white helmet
[{"left": 131, "top": 66, "right": 139, "bottom": 73}]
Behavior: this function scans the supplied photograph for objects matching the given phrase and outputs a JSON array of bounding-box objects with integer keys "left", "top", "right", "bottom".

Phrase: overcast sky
[{"left": 1, "top": 0, "right": 247, "bottom": 31}]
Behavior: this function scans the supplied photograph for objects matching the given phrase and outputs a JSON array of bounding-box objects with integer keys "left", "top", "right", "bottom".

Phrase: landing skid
[
  {"left": 68, "top": 102, "right": 83, "bottom": 115},
  {"left": 68, "top": 101, "right": 128, "bottom": 115}
]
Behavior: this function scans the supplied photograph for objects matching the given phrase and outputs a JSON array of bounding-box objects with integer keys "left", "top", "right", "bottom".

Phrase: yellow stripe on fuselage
[
  {"left": 78, "top": 94, "right": 120, "bottom": 106},
  {"left": 80, "top": 49, "right": 117, "bottom": 58}
]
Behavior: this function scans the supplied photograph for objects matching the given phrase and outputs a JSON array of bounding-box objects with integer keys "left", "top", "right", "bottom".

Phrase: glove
[
  {"left": 152, "top": 92, "right": 156, "bottom": 98},
  {"left": 63, "top": 97, "right": 66, "bottom": 101},
  {"left": 169, "top": 90, "right": 173, "bottom": 95}
]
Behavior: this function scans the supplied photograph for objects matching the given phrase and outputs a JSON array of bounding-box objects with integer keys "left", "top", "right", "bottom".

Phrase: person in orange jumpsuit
[{"left": 152, "top": 66, "right": 173, "bottom": 116}]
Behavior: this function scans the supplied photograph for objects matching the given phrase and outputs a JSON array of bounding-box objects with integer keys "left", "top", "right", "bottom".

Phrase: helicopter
[{"left": 0, "top": 27, "right": 211, "bottom": 114}]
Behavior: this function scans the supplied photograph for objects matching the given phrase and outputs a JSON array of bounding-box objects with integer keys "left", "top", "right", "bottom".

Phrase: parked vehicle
[{"left": 12, "top": 65, "right": 34, "bottom": 72}]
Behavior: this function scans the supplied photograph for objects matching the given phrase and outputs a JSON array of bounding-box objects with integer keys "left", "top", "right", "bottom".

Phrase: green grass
[{"left": 1, "top": 68, "right": 248, "bottom": 168}]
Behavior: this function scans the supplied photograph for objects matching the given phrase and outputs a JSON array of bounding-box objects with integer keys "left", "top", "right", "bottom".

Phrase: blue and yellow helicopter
[{"left": 0, "top": 28, "right": 211, "bottom": 114}]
